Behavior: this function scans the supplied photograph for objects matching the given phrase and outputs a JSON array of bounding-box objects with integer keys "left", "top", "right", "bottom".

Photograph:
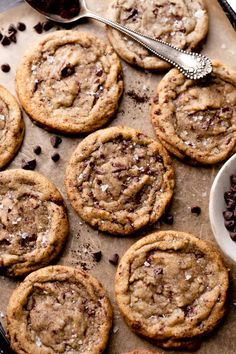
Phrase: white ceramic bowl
[{"left": 209, "top": 153, "right": 236, "bottom": 263}]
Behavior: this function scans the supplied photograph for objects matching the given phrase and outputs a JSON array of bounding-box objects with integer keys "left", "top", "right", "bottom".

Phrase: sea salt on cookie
[
  {"left": 0, "top": 169, "right": 68, "bottom": 276},
  {"left": 65, "top": 126, "right": 174, "bottom": 235},
  {"left": 16, "top": 30, "right": 123, "bottom": 134},
  {"left": 0, "top": 85, "right": 24, "bottom": 169},
  {"left": 107, "top": 0, "right": 208, "bottom": 70},
  {"left": 7, "top": 265, "right": 112, "bottom": 354},
  {"left": 115, "top": 230, "right": 229, "bottom": 349},
  {"left": 151, "top": 60, "right": 236, "bottom": 164}
]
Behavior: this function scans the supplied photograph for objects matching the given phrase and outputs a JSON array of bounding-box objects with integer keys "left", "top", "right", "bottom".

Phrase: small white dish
[{"left": 209, "top": 153, "right": 236, "bottom": 263}]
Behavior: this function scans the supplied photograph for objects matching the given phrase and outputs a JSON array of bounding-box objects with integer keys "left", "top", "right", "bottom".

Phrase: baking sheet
[{"left": 0, "top": 1, "right": 236, "bottom": 353}]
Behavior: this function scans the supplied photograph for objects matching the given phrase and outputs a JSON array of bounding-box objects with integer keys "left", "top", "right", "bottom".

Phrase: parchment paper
[{"left": 0, "top": 1, "right": 236, "bottom": 353}]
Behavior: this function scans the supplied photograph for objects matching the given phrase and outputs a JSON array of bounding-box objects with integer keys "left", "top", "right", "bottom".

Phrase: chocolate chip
[
  {"left": 156, "top": 155, "right": 163, "bottom": 163},
  {"left": 109, "top": 253, "right": 119, "bottom": 266},
  {"left": 9, "top": 32, "right": 17, "bottom": 43},
  {"left": 42, "top": 20, "right": 54, "bottom": 31},
  {"left": 162, "top": 213, "right": 174, "bottom": 225},
  {"left": 226, "top": 199, "right": 236, "bottom": 210},
  {"left": 1, "top": 36, "right": 11, "bottom": 46},
  {"left": 230, "top": 232, "right": 236, "bottom": 241},
  {"left": 51, "top": 153, "right": 60, "bottom": 162},
  {"left": 127, "top": 90, "right": 149, "bottom": 104},
  {"left": 0, "top": 33, "right": 2, "bottom": 41},
  {"left": 1, "top": 64, "right": 10, "bottom": 73},
  {"left": 183, "top": 305, "right": 194, "bottom": 317},
  {"left": 33, "top": 146, "right": 42, "bottom": 155},
  {"left": 126, "top": 8, "right": 139, "bottom": 21},
  {"left": 131, "top": 321, "right": 142, "bottom": 330},
  {"left": 50, "top": 136, "right": 62, "bottom": 148},
  {"left": 22, "top": 159, "right": 37, "bottom": 170},
  {"left": 8, "top": 24, "right": 17, "bottom": 34},
  {"left": 195, "top": 252, "right": 204, "bottom": 260},
  {"left": 224, "top": 191, "right": 235, "bottom": 202},
  {"left": 231, "top": 175, "right": 236, "bottom": 185},
  {"left": 191, "top": 206, "right": 201, "bottom": 216},
  {"left": 87, "top": 308, "right": 96, "bottom": 316},
  {"left": 33, "top": 22, "right": 43, "bottom": 34},
  {"left": 61, "top": 65, "right": 75, "bottom": 78},
  {"left": 231, "top": 184, "right": 236, "bottom": 192},
  {"left": 96, "top": 69, "right": 103, "bottom": 77},
  {"left": 223, "top": 210, "right": 233, "bottom": 220},
  {"left": 93, "top": 251, "right": 102, "bottom": 262},
  {"left": 17, "top": 22, "right": 26, "bottom": 31},
  {"left": 224, "top": 219, "right": 235, "bottom": 231},
  {"left": 154, "top": 267, "right": 163, "bottom": 276}
]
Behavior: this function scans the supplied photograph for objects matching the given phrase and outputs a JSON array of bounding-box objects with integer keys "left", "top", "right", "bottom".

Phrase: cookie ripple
[
  {"left": 16, "top": 30, "right": 123, "bottom": 134},
  {"left": 65, "top": 126, "right": 174, "bottom": 235},
  {"left": 7, "top": 265, "right": 112, "bottom": 354},
  {"left": 0, "top": 169, "right": 69, "bottom": 276},
  {"left": 115, "top": 230, "right": 229, "bottom": 350}
]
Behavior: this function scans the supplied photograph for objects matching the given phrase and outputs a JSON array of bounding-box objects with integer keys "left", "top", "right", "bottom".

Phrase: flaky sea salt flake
[
  {"left": 195, "top": 9, "right": 205, "bottom": 18},
  {"left": 113, "top": 326, "right": 119, "bottom": 334},
  {"left": 35, "top": 336, "right": 42, "bottom": 347},
  {"left": 101, "top": 184, "right": 109, "bottom": 192}
]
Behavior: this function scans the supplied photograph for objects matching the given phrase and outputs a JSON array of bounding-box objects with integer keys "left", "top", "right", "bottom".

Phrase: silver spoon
[{"left": 25, "top": 0, "right": 212, "bottom": 80}]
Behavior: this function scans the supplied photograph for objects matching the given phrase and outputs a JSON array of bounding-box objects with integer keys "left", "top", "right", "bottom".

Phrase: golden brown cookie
[
  {"left": 16, "top": 30, "right": 123, "bottom": 134},
  {"left": 0, "top": 169, "right": 69, "bottom": 276},
  {"left": 107, "top": 0, "right": 208, "bottom": 70},
  {"left": 115, "top": 230, "right": 229, "bottom": 350},
  {"left": 7, "top": 265, "right": 112, "bottom": 354},
  {"left": 65, "top": 126, "right": 174, "bottom": 235},
  {"left": 151, "top": 60, "right": 236, "bottom": 165},
  {"left": 0, "top": 85, "right": 24, "bottom": 169}
]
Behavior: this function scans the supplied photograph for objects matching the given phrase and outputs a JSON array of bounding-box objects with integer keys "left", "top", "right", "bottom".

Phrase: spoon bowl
[{"left": 24, "top": 0, "right": 212, "bottom": 80}]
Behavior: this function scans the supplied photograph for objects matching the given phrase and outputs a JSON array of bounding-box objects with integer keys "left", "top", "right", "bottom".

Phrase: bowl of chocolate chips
[{"left": 209, "top": 153, "right": 236, "bottom": 263}]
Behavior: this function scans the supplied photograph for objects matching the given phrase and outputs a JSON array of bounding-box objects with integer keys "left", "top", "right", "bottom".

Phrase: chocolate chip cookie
[
  {"left": 65, "top": 126, "right": 174, "bottom": 235},
  {"left": 107, "top": 0, "right": 208, "bottom": 70},
  {"left": 0, "top": 85, "right": 24, "bottom": 169},
  {"left": 16, "top": 30, "right": 123, "bottom": 134},
  {"left": 115, "top": 230, "right": 229, "bottom": 350},
  {"left": 151, "top": 60, "right": 236, "bottom": 164},
  {"left": 0, "top": 170, "right": 69, "bottom": 276},
  {"left": 7, "top": 265, "right": 112, "bottom": 354}
]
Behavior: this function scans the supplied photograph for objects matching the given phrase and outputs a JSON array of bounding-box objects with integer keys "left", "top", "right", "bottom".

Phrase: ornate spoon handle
[{"left": 84, "top": 10, "right": 212, "bottom": 79}]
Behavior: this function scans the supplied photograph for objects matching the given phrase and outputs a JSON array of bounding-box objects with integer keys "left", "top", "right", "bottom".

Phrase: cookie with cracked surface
[
  {"left": 151, "top": 60, "right": 236, "bottom": 165},
  {"left": 115, "top": 230, "right": 229, "bottom": 350},
  {"left": 0, "top": 170, "right": 69, "bottom": 277},
  {"left": 16, "top": 30, "right": 123, "bottom": 134},
  {"left": 107, "top": 0, "right": 208, "bottom": 70},
  {"left": 7, "top": 265, "right": 112, "bottom": 354},
  {"left": 65, "top": 126, "right": 174, "bottom": 235},
  {"left": 0, "top": 85, "right": 24, "bottom": 169}
]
